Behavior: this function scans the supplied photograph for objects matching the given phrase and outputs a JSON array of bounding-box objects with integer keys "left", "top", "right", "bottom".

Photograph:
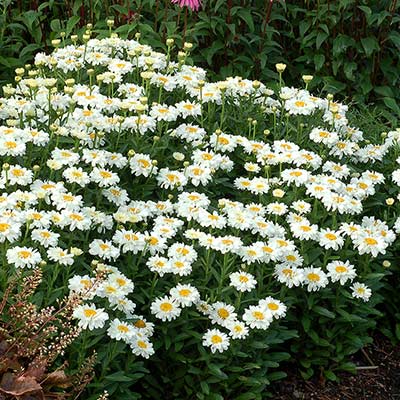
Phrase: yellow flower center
[
  {"left": 18, "top": 250, "right": 32, "bottom": 259},
  {"left": 325, "top": 233, "right": 337, "bottom": 241},
  {"left": 217, "top": 308, "right": 230, "bottom": 319},
  {"left": 0, "top": 223, "right": 10, "bottom": 232},
  {"left": 83, "top": 309, "right": 97, "bottom": 318},
  {"left": 364, "top": 237, "right": 377, "bottom": 246},
  {"left": 252, "top": 311, "right": 265, "bottom": 320},
  {"left": 160, "top": 302, "right": 173, "bottom": 312},
  {"left": 5, "top": 141, "right": 17, "bottom": 149},
  {"left": 307, "top": 273, "right": 320, "bottom": 282},
  {"left": 117, "top": 324, "right": 129, "bottom": 333},
  {"left": 211, "top": 335, "right": 222, "bottom": 344}
]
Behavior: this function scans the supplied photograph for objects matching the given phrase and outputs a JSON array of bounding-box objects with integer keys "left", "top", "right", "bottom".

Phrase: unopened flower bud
[
  {"left": 275, "top": 63, "right": 286, "bottom": 73},
  {"left": 184, "top": 42, "right": 193, "bottom": 51},
  {"left": 273, "top": 189, "right": 285, "bottom": 198},
  {"left": 173, "top": 152, "right": 185, "bottom": 161},
  {"left": 302, "top": 75, "right": 313, "bottom": 83}
]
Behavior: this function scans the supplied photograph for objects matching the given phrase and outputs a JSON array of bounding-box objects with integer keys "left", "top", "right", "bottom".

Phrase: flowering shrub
[{"left": 0, "top": 29, "right": 399, "bottom": 398}]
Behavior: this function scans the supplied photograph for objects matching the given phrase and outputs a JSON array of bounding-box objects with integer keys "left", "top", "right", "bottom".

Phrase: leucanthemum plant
[{"left": 0, "top": 25, "right": 399, "bottom": 398}]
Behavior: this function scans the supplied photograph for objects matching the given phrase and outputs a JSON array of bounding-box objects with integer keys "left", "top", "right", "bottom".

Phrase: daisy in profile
[
  {"left": 130, "top": 336, "right": 155, "bottom": 358},
  {"left": 302, "top": 267, "right": 329, "bottom": 292},
  {"left": 157, "top": 168, "right": 187, "bottom": 190},
  {"left": 89, "top": 239, "right": 120, "bottom": 261},
  {"left": 146, "top": 255, "right": 171, "bottom": 276},
  {"left": 318, "top": 229, "right": 344, "bottom": 250},
  {"left": 351, "top": 282, "right": 372, "bottom": 302},
  {"left": 107, "top": 318, "right": 136, "bottom": 341},
  {"left": 258, "top": 297, "right": 287, "bottom": 319},
  {"left": 0, "top": 219, "right": 21, "bottom": 243},
  {"left": 202, "top": 329, "right": 230, "bottom": 353},
  {"left": 169, "top": 283, "right": 200, "bottom": 307},
  {"left": 90, "top": 167, "right": 120, "bottom": 187},
  {"left": 225, "top": 320, "right": 249, "bottom": 339},
  {"left": 353, "top": 233, "right": 387, "bottom": 257},
  {"left": 242, "top": 305, "right": 273, "bottom": 330},
  {"left": 68, "top": 274, "right": 96, "bottom": 299},
  {"left": 6, "top": 246, "right": 42, "bottom": 268},
  {"left": 72, "top": 303, "right": 109, "bottom": 330},
  {"left": 326, "top": 260, "right": 357, "bottom": 285},
  {"left": 47, "top": 247, "right": 74, "bottom": 266},
  {"left": 150, "top": 296, "right": 182, "bottom": 321},
  {"left": 209, "top": 302, "right": 237, "bottom": 327},
  {"left": 229, "top": 271, "right": 257, "bottom": 292},
  {"left": 130, "top": 153, "right": 157, "bottom": 177}
]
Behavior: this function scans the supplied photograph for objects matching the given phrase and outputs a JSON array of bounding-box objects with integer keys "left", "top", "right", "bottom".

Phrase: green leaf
[
  {"left": 395, "top": 323, "right": 400, "bottom": 340},
  {"left": 235, "top": 393, "right": 257, "bottom": 400},
  {"left": 20, "top": 43, "right": 42, "bottom": 59},
  {"left": 388, "top": 31, "right": 400, "bottom": 49},
  {"left": 208, "top": 364, "right": 228, "bottom": 379},
  {"left": 237, "top": 8, "right": 254, "bottom": 33},
  {"left": 316, "top": 31, "right": 328, "bottom": 49},
  {"left": 333, "top": 34, "right": 353, "bottom": 56},
  {"left": 302, "top": 315, "right": 311, "bottom": 332},
  {"left": 361, "top": 37, "right": 380, "bottom": 57},
  {"left": 66, "top": 16, "right": 81, "bottom": 36},
  {"left": 313, "top": 305, "right": 335, "bottom": 319},
  {"left": 374, "top": 86, "right": 394, "bottom": 98},
  {"left": 383, "top": 97, "right": 400, "bottom": 115},
  {"left": 105, "top": 372, "right": 134, "bottom": 382},
  {"left": 200, "top": 381, "right": 210, "bottom": 395},
  {"left": 314, "top": 53, "right": 325, "bottom": 71},
  {"left": 324, "top": 370, "right": 338, "bottom": 381},
  {"left": 267, "top": 371, "right": 287, "bottom": 382},
  {"left": 358, "top": 5, "right": 372, "bottom": 16},
  {"left": 360, "top": 78, "right": 373, "bottom": 95},
  {"left": 344, "top": 61, "right": 357, "bottom": 80},
  {"left": 50, "top": 19, "right": 61, "bottom": 32}
]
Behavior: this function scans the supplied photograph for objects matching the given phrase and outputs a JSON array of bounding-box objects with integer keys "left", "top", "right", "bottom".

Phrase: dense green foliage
[{"left": 0, "top": 0, "right": 399, "bottom": 116}]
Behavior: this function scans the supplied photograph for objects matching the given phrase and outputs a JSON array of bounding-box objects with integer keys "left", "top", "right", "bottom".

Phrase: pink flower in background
[{"left": 171, "top": 0, "right": 201, "bottom": 11}]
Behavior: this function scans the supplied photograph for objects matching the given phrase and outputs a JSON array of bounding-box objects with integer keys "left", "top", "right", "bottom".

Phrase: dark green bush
[{"left": 1, "top": 0, "right": 399, "bottom": 114}]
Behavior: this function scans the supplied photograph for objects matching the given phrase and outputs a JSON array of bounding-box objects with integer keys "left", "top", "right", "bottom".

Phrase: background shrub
[{"left": 0, "top": 0, "right": 399, "bottom": 119}]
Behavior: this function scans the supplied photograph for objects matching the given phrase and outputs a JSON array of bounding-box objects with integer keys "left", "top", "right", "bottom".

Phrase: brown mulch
[{"left": 273, "top": 335, "right": 400, "bottom": 400}]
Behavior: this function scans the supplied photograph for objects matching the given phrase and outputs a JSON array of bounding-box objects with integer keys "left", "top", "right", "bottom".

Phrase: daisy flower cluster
[{"left": 0, "top": 31, "right": 398, "bottom": 361}]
